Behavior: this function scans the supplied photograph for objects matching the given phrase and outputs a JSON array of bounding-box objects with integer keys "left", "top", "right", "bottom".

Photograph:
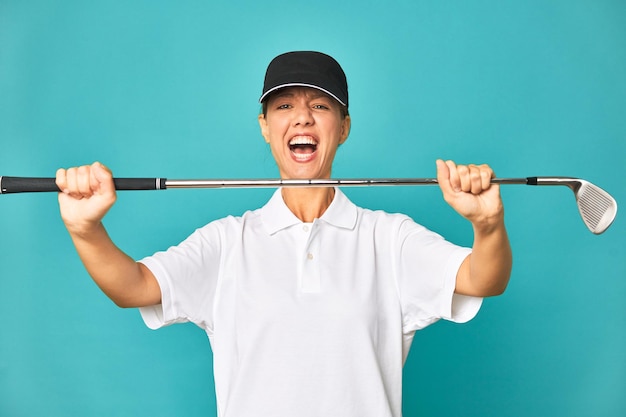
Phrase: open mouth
[{"left": 289, "top": 137, "right": 318, "bottom": 161}]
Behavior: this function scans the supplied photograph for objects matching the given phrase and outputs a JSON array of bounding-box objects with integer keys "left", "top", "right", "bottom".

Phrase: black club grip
[{"left": 0, "top": 177, "right": 166, "bottom": 194}]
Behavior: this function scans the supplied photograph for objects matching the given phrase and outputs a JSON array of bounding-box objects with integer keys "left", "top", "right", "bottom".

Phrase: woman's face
[{"left": 258, "top": 87, "right": 350, "bottom": 180}]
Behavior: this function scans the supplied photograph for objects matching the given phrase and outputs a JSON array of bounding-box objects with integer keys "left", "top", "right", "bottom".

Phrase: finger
[
  {"left": 64, "top": 166, "right": 94, "bottom": 198},
  {"left": 64, "top": 167, "right": 80, "bottom": 198},
  {"left": 91, "top": 162, "right": 116, "bottom": 196},
  {"left": 436, "top": 159, "right": 454, "bottom": 195},
  {"left": 76, "top": 165, "right": 93, "bottom": 197},
  {"left": 55, "top": 168, "right": 68, "bottom": 194},
  {"left": 467, "top": 164, "right": 495, "bottom": 194},
  {"left": 456, "top": 163, "right": 471, "bottom": 192},
  {"left": 479, "top": 164, "right": 494, "bottom": 191},
  {"left": 468, "top": 164, "right": 483, "bottom": 195},
  {"left": 445, "top": 160, "right": 462, "bottom": 192}
]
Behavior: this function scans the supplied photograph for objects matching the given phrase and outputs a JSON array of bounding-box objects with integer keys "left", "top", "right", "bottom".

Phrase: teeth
[
  {"left": 289, "top": 136, "right": 317, "bottom": 146},
  {"left": 293, "top": 153, "right": 312, "bottom": 161}
]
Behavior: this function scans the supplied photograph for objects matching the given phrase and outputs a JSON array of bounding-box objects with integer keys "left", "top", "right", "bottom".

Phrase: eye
[
  {"left": 313, "top": 104, "right": 330, "bottom": 110},
  {"left": 276, "top": 103, "right": 292, "bottom": 110}
]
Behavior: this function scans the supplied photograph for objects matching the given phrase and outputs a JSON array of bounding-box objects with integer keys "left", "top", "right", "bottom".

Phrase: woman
[{"left": 56, "top": 51, "right": 512, "bottom": 417}]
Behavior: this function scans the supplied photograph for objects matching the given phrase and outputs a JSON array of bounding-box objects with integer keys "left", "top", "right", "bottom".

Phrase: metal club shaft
[{"left": 0, "top": 175, "right": 616, "bottom": 234}]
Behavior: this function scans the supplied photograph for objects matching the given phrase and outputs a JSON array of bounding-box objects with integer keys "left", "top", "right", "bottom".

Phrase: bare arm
[
  {"left": 56, "top": 162, "right": 161, "bottom": 308},
  {"left": 436, "top": 159, "right": 512, "bottom": 297}
]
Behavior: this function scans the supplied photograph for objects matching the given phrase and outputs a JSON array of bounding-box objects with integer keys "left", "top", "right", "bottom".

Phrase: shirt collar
[{"left": 261, "top": 188, "right": 358, "bottom": 235}]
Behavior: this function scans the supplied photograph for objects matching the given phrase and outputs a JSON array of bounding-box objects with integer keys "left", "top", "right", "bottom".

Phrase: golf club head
[
  {"left": 533, "top": 177, "right": 618, "bottom": 234},
  {"left": 574, "top": 180, "right": 618, "bottom": 234}
]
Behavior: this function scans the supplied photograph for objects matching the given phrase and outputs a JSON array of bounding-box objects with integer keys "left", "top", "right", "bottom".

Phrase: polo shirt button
[
  {"left": 307, "top": 253, "right": 314, "bottom": 260},
  {"left": 302, "top": 225, "right": 309, "bottom": 232}
]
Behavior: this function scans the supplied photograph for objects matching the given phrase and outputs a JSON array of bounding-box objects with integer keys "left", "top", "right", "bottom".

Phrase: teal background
[{"left": 1, "top": 1, "right": 624, "bottom": 416}]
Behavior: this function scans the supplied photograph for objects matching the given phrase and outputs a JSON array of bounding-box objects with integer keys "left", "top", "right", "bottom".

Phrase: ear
[
  {"left": 258, "top": 114, "right": 270, "bottom": 144},
  {"left": 339, "top": 115, "right": 351, "bottom": 145}
]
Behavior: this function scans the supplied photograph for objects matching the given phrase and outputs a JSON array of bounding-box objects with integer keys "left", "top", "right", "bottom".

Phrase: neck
[{"left": 281, "top": 187, "right": 335, "bottom": 223}]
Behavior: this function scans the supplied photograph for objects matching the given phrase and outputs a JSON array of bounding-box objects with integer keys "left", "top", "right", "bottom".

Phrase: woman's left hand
[{"left": 435, "top": 159, "right": 504, "bottom": 229}]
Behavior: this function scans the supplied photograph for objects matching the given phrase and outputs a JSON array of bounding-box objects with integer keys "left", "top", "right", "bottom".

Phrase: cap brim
[{"left": 259, "top": 83, "right": 347, "bottom": 107}]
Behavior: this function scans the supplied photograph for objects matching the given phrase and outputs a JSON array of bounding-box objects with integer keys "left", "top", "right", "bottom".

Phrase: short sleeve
[
  {"left": 395, "top": 218, "right": 482, "bottom": 333},
  {"left": 138, "top": 221, "right": 224, "bottom": 333}
]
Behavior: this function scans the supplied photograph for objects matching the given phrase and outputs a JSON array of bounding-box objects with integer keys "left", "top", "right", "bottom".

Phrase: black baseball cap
[{"left": 259, "top": 51, "right": 348, "bottom": 107}]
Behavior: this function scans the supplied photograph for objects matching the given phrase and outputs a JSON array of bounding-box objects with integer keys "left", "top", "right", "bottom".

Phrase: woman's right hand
[{"left": 56, "top": 161, "right": 117, "bottom": 235}]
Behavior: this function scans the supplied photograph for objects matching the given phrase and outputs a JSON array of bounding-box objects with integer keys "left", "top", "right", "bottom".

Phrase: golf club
[{"left": 0, "top": 175, "right": 617, "bottom": 234}]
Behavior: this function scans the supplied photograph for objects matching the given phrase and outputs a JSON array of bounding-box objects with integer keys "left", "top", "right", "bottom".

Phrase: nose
[{"left": 292, "top": 105, "right": 314, "bottom": 126}]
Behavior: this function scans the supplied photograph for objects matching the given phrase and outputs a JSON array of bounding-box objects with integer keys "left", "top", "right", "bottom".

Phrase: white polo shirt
[{"left": 139, "top": 188, "right": 481, "bottom": 417}]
